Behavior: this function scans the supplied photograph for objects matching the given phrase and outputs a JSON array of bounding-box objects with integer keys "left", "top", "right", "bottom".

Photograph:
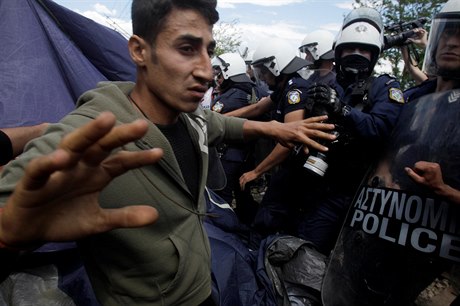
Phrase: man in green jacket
[{"left": 0, "top": 0, "right": 335, "bottom": 305}]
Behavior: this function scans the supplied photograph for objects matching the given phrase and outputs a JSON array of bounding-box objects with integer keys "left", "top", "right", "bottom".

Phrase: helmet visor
[
  {"left": 299, "top": 43, "right": 319, "bottom": 61},
  {"left": 423, "top": 14, "right": 460, "bottom": 78},
  {"left": 252, "top": 62, "right": 273, "bottom": 83}
]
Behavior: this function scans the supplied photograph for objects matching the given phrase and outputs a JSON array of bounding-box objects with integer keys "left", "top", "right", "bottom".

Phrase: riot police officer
[
  {"left": 243, "top": 36, "right": 346, "bottom": 237},
  {"left": 322, "top": 3, "right": 460, "bottom": 304},
  {"left": 221, "top": 38, "right": 333, "bottom": 240},
  {"left": 210, "top": 52, "right": 269, "bottom": 224},
  {"left": 298, "top": 29, "right": 339, "bottom": 89},
  {"left": 223, "top": 39, "right": 333, "bottom": 235},
  {"left": 295, "top": 7, "right": 405, "bottom": 254},
  {"left": 403, "top": 0, "right": 460, "bottom": 200},
  {"left": 388, "top": 0, "right": 460, "bottom": 202}
]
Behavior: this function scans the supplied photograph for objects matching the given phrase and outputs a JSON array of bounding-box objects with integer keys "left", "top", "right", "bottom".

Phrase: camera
[
  {"left": 302, "top": 103, "right": 340, "bottom": 177},
  {"left": 383, "top": 17, "right": 429, "bottom": 50},
  {"left": 303, "top": 129, "right": 340, "bottom": 177}
]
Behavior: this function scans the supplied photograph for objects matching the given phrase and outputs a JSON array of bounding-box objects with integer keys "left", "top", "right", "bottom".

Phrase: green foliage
[
  {"left": 353, "top": 0, "right": 447, "bottom": 90},
  {"left": 213, "top": 20, "right": 243, "bottom": 56}
]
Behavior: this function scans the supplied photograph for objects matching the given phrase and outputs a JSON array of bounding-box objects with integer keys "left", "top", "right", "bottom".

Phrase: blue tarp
[
  {"left": 0, "top": 0, "right": 135, "bottom": 127},
  {"left": 204, "top": 187, "right": 278, "bottom": 306}
]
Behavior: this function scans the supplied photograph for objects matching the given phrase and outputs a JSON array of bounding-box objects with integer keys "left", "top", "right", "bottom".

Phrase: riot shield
[{"left": 322, "top": 90, "right": 460, "bottom": 306}]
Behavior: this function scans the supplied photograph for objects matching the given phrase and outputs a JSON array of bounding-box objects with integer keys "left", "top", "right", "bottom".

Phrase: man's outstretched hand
[
  {"left": 0, "top": 112, "right": 163, "bottom": 249},
  {"left": 405, "top": 161, "right": 460, "bottom": 205}
]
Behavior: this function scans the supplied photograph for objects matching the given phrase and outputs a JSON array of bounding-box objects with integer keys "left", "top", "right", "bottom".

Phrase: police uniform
[
  {"left": 269, "top": 75, "right": 312, "bottom": 122},
  {"left": 389, "top": 78, "right": 441, "bottom": 190},
  {"left": 297, "top": 74, "right": 405, "bottom": 254},
  {"left": 211, "top": 82, "right": 268, "bottom": 224},
  {"left": 252, "top": 74, "right": 327, "bottom": 235},
  {"left": 403, "top": 78, "right": 437, "bottom": 102}
]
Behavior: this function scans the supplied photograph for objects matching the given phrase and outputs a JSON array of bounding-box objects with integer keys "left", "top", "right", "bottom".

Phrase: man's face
[
  {"left": 213, "top": 66, "right": 224, "bottom": 86},
  {"left": 143, "top": 8, "right": 215, "bottom": 117},
  {"left": 300, "top": 44, "right": 316, "bottom": 62},
  {"left": 246, "top": 64, "right": 254, "bottom": 78},
  {"left": 436, "top": 26, "right": 460, "bottom": 73},
  {"left": 253, "top": 64, "right": 276, "bottom": 87}
]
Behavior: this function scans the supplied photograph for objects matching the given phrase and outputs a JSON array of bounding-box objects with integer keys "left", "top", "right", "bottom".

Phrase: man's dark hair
[{"left": 132, "top": 0, "right": 219, "bottom": 45}]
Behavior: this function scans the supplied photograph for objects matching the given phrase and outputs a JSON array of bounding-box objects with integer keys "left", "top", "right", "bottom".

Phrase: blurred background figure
[
  {"left": 0, "top": 123, "right": 49, "bottom": 166},
  {"left": 210, "top": 52, "right": 269, "bottom": 225},
  {"left": 298, "top": 29, "right": 337, "bottom": 85}
]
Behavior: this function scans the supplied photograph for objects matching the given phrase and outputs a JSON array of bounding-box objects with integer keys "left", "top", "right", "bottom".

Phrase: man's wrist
[{"left": 0, "top": 208, "right": 40, "bottom": 252}]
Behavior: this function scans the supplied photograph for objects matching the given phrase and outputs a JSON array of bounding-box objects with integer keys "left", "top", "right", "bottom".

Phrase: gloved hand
[{"left": 306, "top": 84, "right": 343, "bottom": 116}]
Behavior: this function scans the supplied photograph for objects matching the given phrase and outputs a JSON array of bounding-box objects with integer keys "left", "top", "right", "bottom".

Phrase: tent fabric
[
  {"left": 0, "top": 0, "right": 135, "bottom": 127},
  {"left": 0, "top": 1, "right": 133, "bottom": 304}
]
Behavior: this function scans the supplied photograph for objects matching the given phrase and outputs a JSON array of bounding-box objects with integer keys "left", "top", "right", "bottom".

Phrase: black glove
[{"left": 306, "top": 84, "right": 343, "bottom": 116}]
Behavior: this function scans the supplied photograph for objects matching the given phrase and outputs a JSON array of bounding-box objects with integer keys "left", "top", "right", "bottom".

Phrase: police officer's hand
[
  {"left": 307, "top": 84, "right": 343, "bottom": 116},
  {"left": 240, "top": 170, "right": 260, "bottom": 191}
]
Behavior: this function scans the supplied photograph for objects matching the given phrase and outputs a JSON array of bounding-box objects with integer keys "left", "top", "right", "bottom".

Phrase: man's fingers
[
  {"left": 405, "top": 167, "right": 423, "bottom": 183},
  {"left": 59, "top": 113, "right": 150, "bottom": 167},
  {"left": 18, "top": 116, "right": 156, "bottom": 193},
  {"left": 59, "top": 112, "right": 118, "bottom": 155},
  {"left": 303, "top": 115, "right": 330, "bottom": 124},
  {"left": 293, "top": 137, "right": 327, "bottom": 151},
  {"left": 102, "top": 148, "right": 164, "bottom": 178},
  {"left": 83, "top": 119, "right": 150, "bottom": 166},
  {"left": 20, "top": 149, "right": 73, "bottom": 190},
  {"left": 240, "top": 175, "right": 248, "bottom": 190},
  {"left": 101, "top": 206, "right": 159, "bottom": 231},
  {"left": 295, "top": 130, "right": 336, "bottom": 151},
  {"left": 305, "top": 122, "right": 336, "bottom": 131}
]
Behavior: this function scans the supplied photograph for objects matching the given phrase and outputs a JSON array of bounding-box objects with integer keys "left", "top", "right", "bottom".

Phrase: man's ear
[{"left": 128, "top": 35, "right": 148, "bottom": 66}]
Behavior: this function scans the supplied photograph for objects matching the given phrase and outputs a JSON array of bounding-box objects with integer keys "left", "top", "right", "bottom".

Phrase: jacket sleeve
[
  {"left": 0, "top": 130, "right": 13, "bottom": 166},
  {"left": 341, "top": 75, "right": 404, "bottom": 140},
  {"left": 202, "top": 108, "right": 246, "bottom": 146}
]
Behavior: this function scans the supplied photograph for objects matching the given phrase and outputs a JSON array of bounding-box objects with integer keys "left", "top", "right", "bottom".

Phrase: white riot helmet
[
  {"left": 341, "top": 6, "right": 384, "bottom": 33},
  {"left": 422, "top": 0, "right": 460, "bottom": 79},
  {"left": 252, "top": 38, "right": 311, "bottom": 77},
  {"left": 244, "top": 50, "right": 255, "bottom": 65},
  {"left": 211, "top": 52, "right": 251, "bottom": 83},
  {"left": 299, "top": 30, "right": 335, "bottom": 62},
  {"left": 334, "top": 7, "right": 384, "bottom": 80}
]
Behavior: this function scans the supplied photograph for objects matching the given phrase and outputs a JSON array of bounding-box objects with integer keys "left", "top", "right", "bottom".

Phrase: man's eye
[
  {"left": 208, "top": 49, "right": 215, "bottom": 58},
  {"left": 180, "top": 46, "right": 194, "bottom": 53}
]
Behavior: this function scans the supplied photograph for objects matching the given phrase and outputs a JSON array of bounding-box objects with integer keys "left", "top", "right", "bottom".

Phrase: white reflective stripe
[
  {"left": 187, "top": 116, "right": 208, "bottom": 154},
  {"left": 205, "top": 187, "right": 233, "bottom": 210}
]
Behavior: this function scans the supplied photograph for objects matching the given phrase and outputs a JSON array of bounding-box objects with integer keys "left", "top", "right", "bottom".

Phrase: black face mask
[
  {"left": 338, "top": 54, "right": 372, "bottom": 87},
  {"left": 340, "top": 54, "right": 371, "bottom": 75}
]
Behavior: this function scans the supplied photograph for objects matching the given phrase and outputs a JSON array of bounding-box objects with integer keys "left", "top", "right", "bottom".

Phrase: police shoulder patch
[
  {"left": 212, "top": 101, "right": 224, "bottom": 113},
  {"left": 287, "top": 90, "right": 301, "bottom": 105},
  {"left": 388, "top": 88, "right": 404, "bottom": 104}
]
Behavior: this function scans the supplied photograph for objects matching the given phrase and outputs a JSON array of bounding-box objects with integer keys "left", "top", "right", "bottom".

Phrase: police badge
[
  {"left": 287, "top": 90, "right": 301, "bottom": 105},
  {"left": 212, "top": 101, "right": 224, "bottom": 113},
  {"left": 389, "top": 88, "right": 404, "bottom": 104}
]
